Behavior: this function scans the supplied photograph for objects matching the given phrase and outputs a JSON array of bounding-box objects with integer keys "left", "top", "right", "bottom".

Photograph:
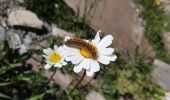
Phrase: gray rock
[
  {"left": 162, "top": 32, "right": 170, "bottom": 54},
  {"left": 0, "top": 26, "right": 5, "bottom": 41},
  {"left": 23, "top": 32, "right": 35, "bottom": 47},
  {"left": 19, "top": 44, "right": 27, "bottom": 54},
  {"left": 17, "top": 0, "right": 24, "bottom": 4},
  {"left": 7, "top": 10, "right": 43, "bottom": 29},
  {"left": 152, "top": 59, "right": 170, "bottom": 91},
  {"left": 51, "top": 24, "right": 74, "bottom": 38},
  {"left": 86, "top": 90, "right": 105, "bottom": 100},
  {"left": 8, "top": 32, "right": 21, "bottom": 49},
  {"left": 0, "top": 0, "right": 20, "bottom": 15},
  {"left": 65, "top": 0, "right": 146, "bottom": 60},
  {"left": 44, "top": 70, "right": 72, "bottom": 89}
]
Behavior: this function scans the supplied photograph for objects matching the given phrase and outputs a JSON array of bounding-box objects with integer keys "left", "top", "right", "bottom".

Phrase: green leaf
[
  {"left": 28, "top": 93, "right": 44, "bottom": 100},
  {"left": 0, "top": 92, "right": 11, "bottom": 99},
  {"left": 0, "top": 82, "right": 12, "bottom": 86}
]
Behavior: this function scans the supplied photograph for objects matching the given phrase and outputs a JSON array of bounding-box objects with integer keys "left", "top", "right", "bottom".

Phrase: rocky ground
[{"left": 1, "top": 0, "right": 170, "bottom": 99}]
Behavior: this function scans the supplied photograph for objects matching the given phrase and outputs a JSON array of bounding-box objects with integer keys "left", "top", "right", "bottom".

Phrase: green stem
[
  {"left": 47, "top": 68, "right": 57, "bottom": 84},
  {"left": 70, "top": 70, "right": 86, "bottom": 93}
]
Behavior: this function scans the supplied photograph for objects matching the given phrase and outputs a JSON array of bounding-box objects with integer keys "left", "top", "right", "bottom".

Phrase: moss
[{"left": 134, "top": 0, "right": 170, "bottom": 63}]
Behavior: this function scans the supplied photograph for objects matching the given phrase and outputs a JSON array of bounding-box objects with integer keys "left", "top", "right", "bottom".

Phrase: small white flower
[
  {"left": 64, "top": 31, "right": 117, "bottom": 76},
  {"left": 43, "top": 45, "right": 67, "bottom": 69}
]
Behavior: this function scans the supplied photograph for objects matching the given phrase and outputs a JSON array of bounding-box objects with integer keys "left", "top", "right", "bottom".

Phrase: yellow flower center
[
  {"left": 50, "top": 53, "right": 61, "bottom": 63},
  {"left": 155, "top": 0, "right": 160, "bottom": 6},
  {"left": 80, "top": 49, "right": 91, "bottom": 58}
]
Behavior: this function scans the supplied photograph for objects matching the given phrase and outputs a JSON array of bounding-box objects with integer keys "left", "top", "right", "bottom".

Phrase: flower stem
[
  {"left": 47, "top": 68, "right": 57, "bottom": 84},
  {"left": 70, "top": 70, "right": 86, "bottom": 93}
]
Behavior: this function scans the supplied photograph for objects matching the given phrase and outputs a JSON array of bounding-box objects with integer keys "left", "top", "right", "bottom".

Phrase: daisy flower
[
  {"left": 64, "top": 31, "right": 117, "bottom": 76},
  {"left": 43, "top": 45, "right": 67, "bottom": 69}
]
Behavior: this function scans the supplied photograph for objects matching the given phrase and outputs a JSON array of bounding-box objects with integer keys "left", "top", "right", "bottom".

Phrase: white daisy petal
[
  {"left": 98, "top": 35, "right": 113, "bottom": 48},
  {"left": 43, "top": 55, "right": 49, "bottom": 59},
  {"left": 54, "top": 63, "right": 62, "bottom": 68},
  {"left": 99, "top": 47, "right": 114, "bottom": 55},
  {"left": 98, "top": 55, "right": 110, "bottom": 65},
  {"left": 92, "top": 30, "right": 101, "bottom": 45},
  {"left": 106, "top": 55, "right": 117, "bottom": 61},
  {"left": 73, "top": 66, "right": 83, "bottom": 73},
  {"left": 63, "top": 46, "right": 80, "bottom": 57},
  {"left": 54, "top": 45, "right": 58, "bottom": 51},
  {"left": 65, "top": 55, "right": 83, "bottom": 63},
  {"left": 86, "top": 69, "right": 94, "bottom": 77},
  {"left": 44, "top": 63, "right": 52, "bottom": 69},
  {"left": 56, "top": 46, "right": 63, "bottom": 54},
  {"left": 64, "top": 51, "right": 80, "bottom": 57},
  {"left": 62, "top": 61, "right": 67, "bottom": 66},
  {"left": 83, "top": 59, "right": 91, "bottom": 70},
  {"left": 71, "top": 55, "right": 84, "bottom": 64},
  {"left": 73, "top": 63, "right": 84, "bottom": 73},
  {"left": 73, "top": 59, "right": 90, "bottom": 73},
  {"left": 43, "top": 48, "right": 54, "bottom": 55},
  {"left": 92, "top": 61, "right": 100, "bottom": 72}
]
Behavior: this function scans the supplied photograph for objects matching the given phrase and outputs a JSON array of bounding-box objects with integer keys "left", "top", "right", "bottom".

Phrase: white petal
[
  {"left": 64, "top": 51, "right": 80, "bottom": 57},
  {"left": 43, "top": 48, "right": 54, "bottom": 56},
  {"left": 65, "top": 54, "right": 83, "bottom": 63},
  {"left": 92, "top": 30, "right": 101, "bottom": 45},
  {"left": 91, "top": 61, "right": 100, "bottom": 72},
  {"left": 106, "top": 55, "right": 117, "bottom": 61},
  {"left": 73, "top": 59, "right": 91, "bottom": 73},
  {"left": 86, "top": 69, "right": 94, "bottom": 77},
  {"left": 98, "top": 55, "right": 110, "bottom": 65},
  {"left": 57, "top": 46, "right": 64, "bottom": 53},
  {"left": 62, "top": 61, "right": 67, "bottom": 66},
  {"left": 43, "top": 55, "right": 49, "bottom": 59},
  {"left": 54, "top": 45, "right": 58, "bottom": 51},
  {"left": 54, "top": 63, "right": 62, "bottom": 68},
  {"left": 71, "top": 55, "right": 84, "bottom": 64},
  {"left": 97, "top": 35, "right": 113, "bottom": 48},
  {"left": 99, "top": 47, "right": 114, "bottom": 55},
  {"left": 44, "top": 64, "right": 52, "bottom": 69},
  {"left": 63, "top": 46, "right": 80, "bottom": 57},
  {"left": 73, "top": 62, "right": 84, "bottom": 73},
  {"left": 73, "top": 66, "right": 83, "bottom": 73},
  {"left": 83, "top": 59, "right": 91, "bottom": 70}
]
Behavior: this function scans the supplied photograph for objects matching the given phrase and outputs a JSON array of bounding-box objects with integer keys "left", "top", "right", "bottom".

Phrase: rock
[
  {"left": 0, "top": 26, "right": 5, "bottom": 41},
  {"left": 139, "top": 35, "right": 156, "bottom": 59},
  {"left": 7, "top": 10, "right": 43, "bottom": 29},
  {"left": 162, "top": 32, "right": 170, "bottom": 54},
  {"left": 26, "top": 57, "right": 72, "bottom": 89},
  {"left": 51, "top": 24, "right": 74, "bottom": 38},
  {"left": 65, "top": 0, "right": 146, "bottom": 60},
  {"left": 44, "top": 70, "right": 72, "bottom": 89},
  {"left": 26, "top": 58, "right": 41, "bottom": 73},
  {"left": 0, "top": 17, "right": 7, "bottom": 27},
  {"left": 19, "top": 44, "right": 27, "bottom": 54},
  {"left": 0, "top": 0, "right": 20, "bottom": 15},
  {"left": 86, "top": 90, "right": 105, "bottom": 100},
  {"left": 8, "top": 32, "right": 21, "bottom": 49},
  {"left": 23, "top": 32, "right": 36, "bottom": 47},
  {"left": 17, "top": 0, "right": 24, "bottom": 4},
  {"left": 78, "top": 70, "right": 97, "bottom": 86},
  {"left": 152, "top": 59, "right": 170, "bottom": 91}
]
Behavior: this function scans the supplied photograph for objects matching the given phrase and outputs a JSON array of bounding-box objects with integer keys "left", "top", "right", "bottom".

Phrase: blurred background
[{"left": 0, "top": 0, "right": 170, "bottom": 100}]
